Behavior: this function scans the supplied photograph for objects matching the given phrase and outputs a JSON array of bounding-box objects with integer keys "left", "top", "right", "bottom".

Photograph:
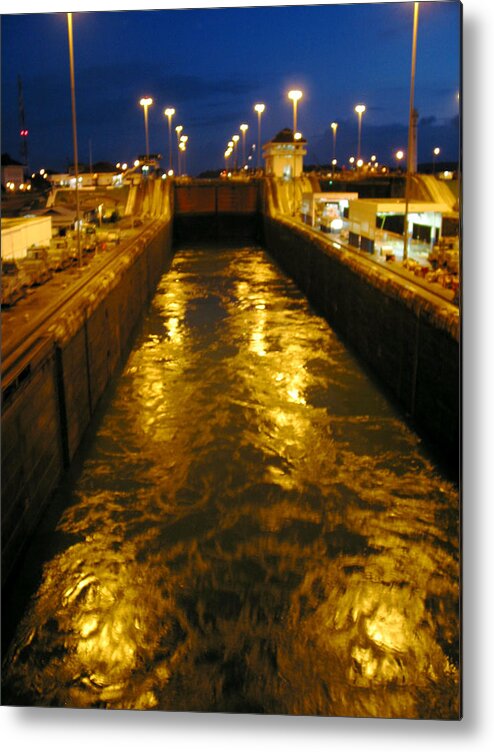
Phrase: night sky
[{"left": 1, "top": 1, "right": 461, "bottom": 176}]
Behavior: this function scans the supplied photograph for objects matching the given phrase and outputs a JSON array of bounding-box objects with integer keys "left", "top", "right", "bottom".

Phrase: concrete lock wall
[
  {"left": 262, "top": 213, "right": 459, "bottom": 472},
  {"left": 1, "top": 219, "right": 174, "bottom": 584}
]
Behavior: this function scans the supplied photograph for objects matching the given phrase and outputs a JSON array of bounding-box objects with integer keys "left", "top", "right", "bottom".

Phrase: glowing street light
[
  {"left": 254, "top": 103, "right": 265, "bottom": 170},
  {"left": 164, "top": 107, "right": 175, "bottom": 172},
  {"left": 395, "top": 149, "right": 405, "bottom": 171},
  {"left": 403, "top": 1, "right": 420, "bottom": 261},
  {"left": 240, "top": 123, "right": 249, "bottom": 169},
  {"left": 354, "top": 104, "right": 366, "bottom": 162},
  {"left": 232, "top": 134, "right": 240, "bottom": 171},
  {"left": 179, "top": 138, "right": 187, "bottom": 175},
  {"left": 175, "top": 125, "right": 183, "bottom": 174},
  {"left": 331, "top": 122, "right": 338, "bottom": 163},
  {"left": 433, "top": 146, "right": 440, "bottom": 175},
  {"left": 139, "top": 96, "right": 153, "bottom": 160},
  {"left": 288, "top": 90, "right": 303, "bottom": 134}
]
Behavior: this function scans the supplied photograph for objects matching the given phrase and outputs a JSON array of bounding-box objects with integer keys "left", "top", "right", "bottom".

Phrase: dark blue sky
[{"left": 1, "top": 1, "right": 461, "bottom": 175}]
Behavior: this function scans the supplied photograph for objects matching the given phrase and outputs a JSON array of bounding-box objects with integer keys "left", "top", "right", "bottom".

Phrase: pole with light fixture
[
  {"left": 354, "top": 104, "right": 366, "bottom": 163},
  {"left": 403, "top": 2, "right": 420, "bottom": 261},
  {"left": 164, "top": 107, "right": 175, "bottom": 173},
  {"left": 254, "top": 103, "right": 265, "bottom": 170},
  {"left": 139, "top": 96, "right": 153, "bottom": 161},
  {"left": 432, "top": 146, "right": 440, "bottom": 176},
  {"left": 288, "top": 90, "right": 303, "bottom": 134},
  {"left": 240, "top": 123, "right": 249, "bottom": 170}
]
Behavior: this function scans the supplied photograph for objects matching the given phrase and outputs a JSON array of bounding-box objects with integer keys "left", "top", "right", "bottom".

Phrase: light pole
[
  {"left": 433, "top": 146, "right": 440, "bottom": 175},
  {"left": 67, "top": 12, "right": 82, "bottom": 269},
  {"left": 164, "top": 107, "right": 175, "bottom": 173},
  {"left": 232, "top": 134, "right": 240, "bottom": 171},
  {"left": 331, "top": 122, "right": 338, "bottom": 164},
  {"left": 180, "top": 135, "right": 188, "bottom": 175},
  {"left": 403, "top": 2, "right": 420, "bottom": 261},
  {"left": 288, "top": 90, "right": 303, "bottom": 134},
  {"left": 175, "top": 125, "right": 183, "bottom": 174},
  {"left": 395, "top": 149, "right": 405, "bottom": 172},
  {"left": 354, "top": 104, "right": 366, "bottom": 162},
  {"left": 254, "top": 103, "right": 265, "bottom": 170},
  {"left": 139, "top": 96, "right": 153, "bottom": 161},
  {"left": 224, "top": 148, "right": 232, "bottom": 172},
  {"left": 240, "top": 124, "right": 249, "bottom": 171}
]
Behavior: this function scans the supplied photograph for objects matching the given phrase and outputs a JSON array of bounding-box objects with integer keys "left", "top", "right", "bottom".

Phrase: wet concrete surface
[{"left": 1, "top": 244, "right": 460, "bottom": 718}]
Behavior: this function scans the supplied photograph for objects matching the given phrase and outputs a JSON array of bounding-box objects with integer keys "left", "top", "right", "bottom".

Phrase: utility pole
[{"left": 403, "top": 2, "right": 419, "bottom": 261}]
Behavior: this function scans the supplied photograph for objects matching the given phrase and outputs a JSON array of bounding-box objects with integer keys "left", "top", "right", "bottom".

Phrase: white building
[
  {"left": 1, "top": 216, "right": 52, "bottom": 259},
  {"left": 263, "top": 129, "right": 307, "bottom": 179},
  {"left": 347, "top": 198, "right": 451, "bottom": 254}
]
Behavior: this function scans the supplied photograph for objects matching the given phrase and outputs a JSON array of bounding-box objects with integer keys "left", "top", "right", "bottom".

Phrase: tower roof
[{"left": 270, "top": 128, "right": 307, "bottom": 144}]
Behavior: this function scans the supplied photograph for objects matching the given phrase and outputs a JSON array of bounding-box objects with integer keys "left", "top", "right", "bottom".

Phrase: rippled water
[{"left": 2, "top": 245, "right": 459, "bottom": 718}]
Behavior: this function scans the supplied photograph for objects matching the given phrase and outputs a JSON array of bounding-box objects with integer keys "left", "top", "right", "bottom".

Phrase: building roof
[
  {"left": 269, "top": 128, "right": 307, "bottom": 144},
  {"left": 349, "top": 197, "right": 452, "bottom": 214},
  {"left": 1, "top": 153, "right": 23, "bottom": 167}
]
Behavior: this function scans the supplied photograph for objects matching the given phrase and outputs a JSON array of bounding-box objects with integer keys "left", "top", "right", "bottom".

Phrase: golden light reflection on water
[{"left": 2, "top": 247, "right": 459, "bottom": 718}]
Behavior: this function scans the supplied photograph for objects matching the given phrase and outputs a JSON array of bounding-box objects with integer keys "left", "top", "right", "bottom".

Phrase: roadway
[{"left": 1, "top": 222, "right": 152, "bottom": 377}]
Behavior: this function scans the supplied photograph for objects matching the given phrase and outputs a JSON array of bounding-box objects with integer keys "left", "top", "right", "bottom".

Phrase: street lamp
[
  {"left": 240, "top": 123, "right": 249, "bottom": 169},
  {"left": 164, "top": 107, "right": 175, "bottom": 173},
  {"left": 224, "top": 148, "right": 232, "bottom": 172},
  {"left": 331, "top": 122, "right": 338, "bottom": 164},
  {"left": 67, "top": 12, "right": 82, "bottom": 269},
  {"left": 288, "top": 90, "right": 303, "bottom": 134},
  {"left": 232, "top": 134, "right": 240, "bottom": 171},
  {"left": 139, "top": 96, "right": 153, "bottom": 160},
  {"left": 403, "top": 1, "right": 420, "bottom": 260},
  {"left": 354, "top": 104, "right": 366, "bottom": 162},
  {"left": 175, "top": 125, "right": 183, "bottom": 174},
  {"left": 433, "top": 146, "right": 440, "bottom": 175},
  {"left": 179, "top": 136, "right": 187, "bottom": 175},
  {"left": 254, "top": 103, "right": 265, "bottom": 170},
  {"left": 395, "top": 150, "right": 405, "bottom": 173}
]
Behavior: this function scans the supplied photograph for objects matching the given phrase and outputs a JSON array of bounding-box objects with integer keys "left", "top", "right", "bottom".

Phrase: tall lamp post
[
  {"left": 240, "top": 123, "right": 249, "bottom": 170},
  {"left": 232, "top": 134, "right": 240, "bottom": 171},
  {"left": 331, "top": 122, "right": 338, "bottom": 162},
  {"left": 224, "top": 148, "right": 232, "bottom": 172},
  {"left": 432, "top": 146, "right": 440, "bottom": 175},
  {"left": 139, "top": 96, "right": 153, "bottom": 160},
  {"left": 254, "top": 103, "right": 265, "bottom": 170},
  {"left": 354, "top": 104, "right": 366, "bottom": 162},
  {"left": 175, "top": 125, "right": 183, "bottom": 174},
  {"left": 67, "top": 12, "right": 82, "bottom": 269},
  {"left": 288, "top": 90, "right": 303, "bottom": 134},
  {"left": 179, "top": 135, "right": 188, "bottom": 175},
  {"left": 403, "top": 2, "right": 420, "bottom": 261},
  {"left": 164, "top": 107, "right": 175, "bottom": 173}
]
